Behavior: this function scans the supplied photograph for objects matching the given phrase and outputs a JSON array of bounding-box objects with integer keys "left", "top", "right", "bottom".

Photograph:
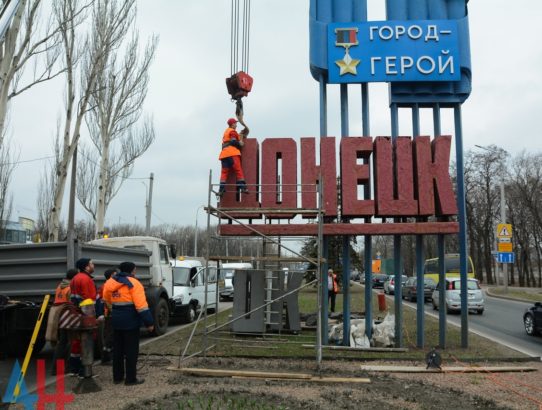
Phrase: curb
[{"left": 484, "top": 288, "right": 537, "bottom": 304}]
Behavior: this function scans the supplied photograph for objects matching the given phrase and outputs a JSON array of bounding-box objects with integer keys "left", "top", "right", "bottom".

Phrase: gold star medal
[{"left": 335, "top": 52, "right": 360, "bottom": 76}]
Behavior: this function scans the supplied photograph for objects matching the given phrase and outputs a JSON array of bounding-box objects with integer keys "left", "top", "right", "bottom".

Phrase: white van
[
  {"left": 219, "top": 262, "right": 253, "bottom": 300},
  {"left": 171, "top": 258, "right": 218, "bottom": 322}
]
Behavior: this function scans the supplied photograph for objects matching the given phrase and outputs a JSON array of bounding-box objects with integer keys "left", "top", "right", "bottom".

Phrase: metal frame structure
[{"left": 177, "top": 174, "right": 327, "bottom": 366}]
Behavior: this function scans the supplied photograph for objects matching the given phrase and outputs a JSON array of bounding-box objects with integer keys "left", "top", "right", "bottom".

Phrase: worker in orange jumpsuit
[
  {"left": 50, "top": 268, "right": 78, "bottom": 375},
  {"left": 103, "top": 262, "right": 154, "bottom": 385},
  {"left": 218, "top": 118, "right": 248, "bottom": 197},
  {"left": 69, "top": 258, "right": 97, "bottom": 377}
]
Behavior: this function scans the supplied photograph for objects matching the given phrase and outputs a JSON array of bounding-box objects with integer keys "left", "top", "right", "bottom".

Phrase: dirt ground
[{"left": 27, "top": 356, "right": 541, "bottom": 410}]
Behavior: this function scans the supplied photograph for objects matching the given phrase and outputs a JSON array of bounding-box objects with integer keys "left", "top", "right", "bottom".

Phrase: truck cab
[
  {"left": 170, "top": 258, "right": 218, "bottom": 322},
  {"left": 88, "top": 236, "right": 174, "bottom": 335}
]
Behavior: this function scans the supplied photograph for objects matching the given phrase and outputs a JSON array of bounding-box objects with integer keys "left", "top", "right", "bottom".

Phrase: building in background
[{"left": 0, "top": 217, "right": 35, "bottom": 244}]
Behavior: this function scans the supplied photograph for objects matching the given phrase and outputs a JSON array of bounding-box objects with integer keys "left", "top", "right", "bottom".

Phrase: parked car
[
  {"left": 524, "top": 302, "right": 542, "bottom": 336},
  {"left": 371, "top": 273, "right": 389, "bottom": 289},
  {"left": 350, "top": 271, "right": 361, "bottom": 281},
  {"left": 383, "top": 275, "right": 408, "bottom": 295},
  {"left": 431, "top": 278, "right": 484, "bottom": 314},
  {"left": 402, "top": 277, "right": 436, "bottom": 302}
]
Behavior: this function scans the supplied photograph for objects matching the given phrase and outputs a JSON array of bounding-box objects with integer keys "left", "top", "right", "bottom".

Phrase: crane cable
[
  {"left": 230, "top": 0, "right": 251, "bottom": 75},
  {"left": 229, "top": 0, "right": 252, "bottom": 140}
]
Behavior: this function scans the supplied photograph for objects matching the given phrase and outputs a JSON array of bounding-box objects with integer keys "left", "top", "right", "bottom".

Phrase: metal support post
[
  {"left": 393, "top": 236, "right": 402, "bottom": 347},
  {"left": 322, "top": 237, "right": 329, "bottom": 345},
  {"left": 390, "top": 103, "right": 402, "bottom": 347},
  {"left": 316, "top": 180, "right": 323, "bottom": 366},
  {"left": 454, "top": 104, "right": 469, "bottom": 348},
  {"left": 412, "top": 104, "right": 425, "bottom": 348},
  {"left": 415, "top": 235, "right": 425, "bottom": 348},
  {"left": 438, "top": 234, "right": 446, "bottom": 348},
  {"left": 364, "top": 237, "right": 372, "bottom": 340},
  {"left": 342, "top": 236, "right": 350, "bottom": 345},
  {"left": 434, "top": 104, "right": 447, "bottom": 348},
  {"left": 340, "top": 83, "right": 351, "bottom": 345},
  {"left": 203, "top": 170, "right": 212, "bottom": 356}
]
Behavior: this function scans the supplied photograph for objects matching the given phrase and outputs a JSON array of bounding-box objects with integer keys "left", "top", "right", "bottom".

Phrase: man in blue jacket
[{"left": 103, "top": 262, "right": 154, "bottom": 385}]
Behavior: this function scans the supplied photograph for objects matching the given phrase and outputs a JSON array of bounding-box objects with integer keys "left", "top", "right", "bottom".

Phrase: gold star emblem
[{"left": 335, "top": 52, "right": 360, "bottom": 76}]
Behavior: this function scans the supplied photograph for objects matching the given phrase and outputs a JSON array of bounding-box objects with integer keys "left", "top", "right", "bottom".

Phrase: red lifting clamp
[{"left": 226, "top": 71, "right": 253, "bottom": 100}]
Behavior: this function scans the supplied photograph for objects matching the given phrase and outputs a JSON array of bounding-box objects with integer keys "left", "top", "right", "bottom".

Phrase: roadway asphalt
[
  {"left": 0, "top": 301, "right": 233, "bottom": 400},
  {"left": 397, "top": 290, "right": 542, "bottom": 358}
]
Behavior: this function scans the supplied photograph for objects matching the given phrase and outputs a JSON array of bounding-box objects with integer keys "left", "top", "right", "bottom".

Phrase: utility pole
[
  {"left": 500, "top": 179, "right": 508, "bottom": 293},
  {"left": 145, "top": 173, "right": 154, "bottom": 235}
]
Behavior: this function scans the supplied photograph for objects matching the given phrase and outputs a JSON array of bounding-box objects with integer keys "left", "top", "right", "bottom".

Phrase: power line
[{"left": 0, "top": 155, "right": 55, "bottom": 166}]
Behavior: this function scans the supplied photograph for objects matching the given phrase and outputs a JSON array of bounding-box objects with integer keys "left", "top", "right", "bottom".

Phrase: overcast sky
[{"left": 7, "top": 0, "right": 542, "bottom": 231}]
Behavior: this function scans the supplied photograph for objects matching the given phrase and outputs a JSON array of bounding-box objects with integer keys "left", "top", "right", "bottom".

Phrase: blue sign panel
[
  {"left": 497, "top": 252, "right": 515, "bottom": 264},
  {"left": 327, "top": 20, "right": 460, "bottom": 84}
]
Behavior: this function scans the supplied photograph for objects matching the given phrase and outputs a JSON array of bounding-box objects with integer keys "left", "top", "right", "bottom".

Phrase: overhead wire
[{"left": 0, "top": 155, "right": 55, "bottom": 166}]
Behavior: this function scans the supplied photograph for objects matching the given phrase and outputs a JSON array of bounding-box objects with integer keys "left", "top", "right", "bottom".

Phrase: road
[
  {"left": 397, "top": 291, "right": 542, "bottom": 357},
  {"left": 0, "top": 301, "right": 232, "bottom": 399}
]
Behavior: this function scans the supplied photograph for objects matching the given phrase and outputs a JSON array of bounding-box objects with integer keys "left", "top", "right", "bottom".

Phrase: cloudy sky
[{"left": 7, "top": 0, "right": 542, "bottom": 231}]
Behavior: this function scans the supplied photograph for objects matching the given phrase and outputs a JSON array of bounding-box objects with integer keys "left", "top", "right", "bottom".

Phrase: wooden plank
[
  {"left": 302, "top": 344, "right": 408, "bottom": 353},
  {"left": 360, "top": 365, "right": 538, "bottom": 373},
  {"left": 168, "top": 367, "right": 312, "bottom": 379},
  {"left": 233, "top": 376, "right": 371, "bottom": 383},
  {"left": 219, "top": 222, "right": 459, "bottom": 237}
]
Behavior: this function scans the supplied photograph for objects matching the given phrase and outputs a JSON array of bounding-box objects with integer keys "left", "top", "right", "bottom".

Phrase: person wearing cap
[
  {"left": 328, "top": 268, "right": 339, "bottom": 313},
  {"left": 68, "top": 258, "right": 97, "bottom": 376},
  {"left": 103, "top": 261, "right": 154, "bottom": 385},
  {"left": 218, "top": 117, "right": 248, "bottom": 197}
]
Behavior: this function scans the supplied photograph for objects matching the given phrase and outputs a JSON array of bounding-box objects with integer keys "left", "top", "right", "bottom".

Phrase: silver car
[
  {"left": 383, "top": 275, "right": 408, "bottom": 295},
  {"left": 431, "top": 278, "right": 484, "bottom": 315}
]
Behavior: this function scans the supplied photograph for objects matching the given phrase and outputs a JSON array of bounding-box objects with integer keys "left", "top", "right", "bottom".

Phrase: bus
[{"left": 424, "top": 253, "right": 475, "bottom": 284}]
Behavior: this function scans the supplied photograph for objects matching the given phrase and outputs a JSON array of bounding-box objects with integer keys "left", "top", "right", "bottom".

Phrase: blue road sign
[{"left": 497, "top": 252, "right": 515, "bottom": 264}]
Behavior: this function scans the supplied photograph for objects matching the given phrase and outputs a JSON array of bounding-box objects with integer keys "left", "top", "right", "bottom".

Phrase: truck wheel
[
  {"left": 183, "top": 304, "right": 196, "bottom": 323},
  {"left": 152, "top": 298, "right": 169, "bottom": 336}
]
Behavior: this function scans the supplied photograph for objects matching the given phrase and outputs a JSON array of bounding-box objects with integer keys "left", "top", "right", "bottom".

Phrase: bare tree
[
  {"left": 36, "top": 126, "right": 62, "bottom": 241},
  {"left": 77, "top": 28, "right": 158, "bottom": 237},
  {"left": 48, "top": 0, "right": 136, "bottom": 241},
  {"left": 0, "top": 0, "right": 64, "bottom": 147},
  {"left": 0, "top": 138, "right": 15, "bottom": 236}
]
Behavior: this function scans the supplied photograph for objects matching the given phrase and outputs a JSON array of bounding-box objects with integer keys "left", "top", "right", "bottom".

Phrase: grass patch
[
  {"left": 141, "top": 284, "right": 528, "bottom": 362},
  {"left": 489, "top": 287, "right": 542, "bottom": 302}
]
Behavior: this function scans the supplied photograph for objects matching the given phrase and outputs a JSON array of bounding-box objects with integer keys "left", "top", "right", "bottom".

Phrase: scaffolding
[{"left": 177, "top": 171, "right": 326, "bottom": 367}]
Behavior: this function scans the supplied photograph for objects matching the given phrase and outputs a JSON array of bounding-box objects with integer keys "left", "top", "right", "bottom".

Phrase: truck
[{"left": 0, "top": 236, "right": 175, "bottom": 357}]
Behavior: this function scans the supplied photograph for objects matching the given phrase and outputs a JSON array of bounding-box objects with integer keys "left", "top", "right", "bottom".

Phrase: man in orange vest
[
  {"left": 328, "top": 268, "right": 339, "bottom": 313},
  {"left": 103, "top": 262, "right": 154, "bottom": 385},
  {"left": 218, "top": 117, "right": 248, "bottom": 197},
  {"left": 49, "top": 268, "right": 78, "bottom": 375}
]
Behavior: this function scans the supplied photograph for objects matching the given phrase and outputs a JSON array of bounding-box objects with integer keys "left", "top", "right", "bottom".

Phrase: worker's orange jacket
[
  {"left": 330, "top": 273, "right": 339, "bottom": 294},
  {"left": 53, "top": 279, "right": 71, "bottom": 305},
  {"left": 102, "top": 272, "right": 154, "bottom": 330},
  {"left": 219, "top": 127, "right": 242, "bottom": 160}
]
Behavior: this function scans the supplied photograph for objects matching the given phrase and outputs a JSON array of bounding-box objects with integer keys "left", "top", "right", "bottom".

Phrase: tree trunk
[{"left": 95, "top": 134, "right": 110, "bottom": 237}]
